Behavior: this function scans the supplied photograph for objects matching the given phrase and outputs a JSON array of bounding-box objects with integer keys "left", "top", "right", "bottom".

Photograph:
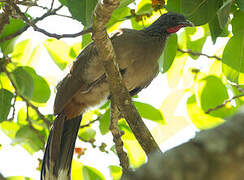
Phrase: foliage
[{"left": 0, "top": 0, "right": 244, "bottom": 179}]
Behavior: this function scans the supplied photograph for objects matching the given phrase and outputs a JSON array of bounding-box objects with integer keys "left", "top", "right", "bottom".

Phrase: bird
[{"left": 41, "top": 12, "right": 193, "bottom": 180}]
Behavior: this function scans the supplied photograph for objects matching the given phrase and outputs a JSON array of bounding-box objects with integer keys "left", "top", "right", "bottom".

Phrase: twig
[
  {"left": 206, "top": 94, "right": 244, "bottom": 114},
  {"left": 80, "top": 119, "right": 98, "bottom": 128},
  {"left": 110, "top": 97, "right": 130, "bottom": 173},
  {"left": 228, "top": 81, "right": 244, "bottom": 94},
  {"left": 26, "top": 103, "right": 46, "bottom": 148},
  {"left": 0, "top": 5, "right": 63, "bottom": 43},
  {"left": 50, "top": 0, "right": 55, "bottom": 10},
  {"left": 6, "top": 2, "right": 92, "bottom": 39},
  {"left": 178, "top": 48, "right": 222, "bottom": 61},
  {"left": 3, "top": 66, "right": 51, "bottom": 127}
]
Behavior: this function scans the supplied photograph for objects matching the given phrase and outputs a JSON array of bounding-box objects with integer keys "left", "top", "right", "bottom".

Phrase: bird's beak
[{"left": 179, "top": 20, "right": 194, "bottom": 27}]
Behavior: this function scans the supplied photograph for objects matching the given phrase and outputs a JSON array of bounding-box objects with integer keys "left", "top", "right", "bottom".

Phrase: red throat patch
[{"left": 166, "top": 25, "right": 184, "bottom": 33}]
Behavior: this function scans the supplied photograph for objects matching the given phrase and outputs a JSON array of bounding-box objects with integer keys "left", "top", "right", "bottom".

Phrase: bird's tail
[{"left": 41, "top": 113, "right": 82, "bottom": 180}]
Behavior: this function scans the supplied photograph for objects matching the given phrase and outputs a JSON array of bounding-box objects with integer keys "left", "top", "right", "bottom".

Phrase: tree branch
[
  {"left": 110, "top": 97, "right": 130, "bottom": 173},
  {"left": 125, "top": 107, "right": 244, "bottom": 179},
  {"left": 6, "top": 1, "right": 92, "bottom": 39},
  {"left": 178, "top": 48, "right": 222, "bottom": 61},
  {"left": 92, "top": 0, "right": 162, "bottom": 156},
  {"left": 206, "top": 94, "right": 244, "bottom": 114}
]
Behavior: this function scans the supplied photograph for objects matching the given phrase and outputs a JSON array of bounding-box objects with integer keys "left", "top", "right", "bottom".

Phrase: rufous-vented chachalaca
[{"left": 41, "top": 12, "right": 192, "bottom": 180}]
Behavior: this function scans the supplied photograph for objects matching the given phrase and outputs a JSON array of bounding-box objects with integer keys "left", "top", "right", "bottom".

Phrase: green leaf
[
  {"left": 119, "top": 0, "right": 135, "bottom": 8},
  {"left": 197, "top": 75, "right": 233, "bottom": 117},
  {"left": 217, "top": 0, "right": 232, "bottom": 29},
  {"left": 99, "top": 109, "right": 110, "bottom": 135},
  {"left": 43, "top": 39, "right": 73, "bottom": 70},
  {"left": 11, "top": 39, "right": 32, "bottom": 65},
  {"left": 165, "top": 0, "right": 182, "bottom": 13},
  {"left": 236, "top": 0, "right": 244, "bottom": 11},
  {"left": 0, "top": 89, "right": 13, "bottom": 122},
  {"left": 82, "top": 33, "right": 92, "bottom": 49},
  {"left": 66, "top": 0, "right": 98, "bottom": 26},
  {"left": 222, "top": 33, "right": 244, "bottom": 84},
  {"left": 133, "top": 101, "right": 164, "bottom": 124},
  {"left": 69, "top": 42, "right": 81, "bottom": 59},
  {"left": 0, "top": 18, "right": 26, "bottom": 55},
  {"left": 13, "top": 125, "right": 43, "bottom": 154},
  {"left": 209, "top": 15, "right": 229, "bottom": 44},
  {"left": 187, "top": 95, "right": 225, "bottom": 129},
  {"left": 118, "top": 119, "right": 134, "bottom": 140},
  {"left": 232, "top": 11, "right": 244, "bottom": 35},
  {"left": 58, "top": 0, "right": 67, "bottom": 6},
  {"left": 78, "top": 127, "right": 96, "bottom": 141},
  {"left": 185, "top": 25, "right": 208, "bottom": 59},
  {"left": 11, "top": 66, "right": 34, "bottom": 99},
  {"left": 22, "top": 66, "right": 50, "bottom": 103},
  {"left": 83, "top": 166, "right": 105, "bottom": 180},
  {"left": 159, "top": 34, "right": 177, "bottom": 73},
  {"left": 109, "top": 165, "right": 122, "bottom": 180},
  {"left": 107, "top": 7, "right": 131, "bottom": 30},
  {"left": 181, "top": 0, "right": 222, "bottom": 26},
  {"left": 137, "top": 0, "right": 152, "bottom": 14},
  {"left": 0, "top": 121, "right": 20, "bottom": 139}
]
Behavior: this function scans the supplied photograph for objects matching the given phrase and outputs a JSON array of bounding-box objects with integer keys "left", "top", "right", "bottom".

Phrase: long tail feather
[{"left": 41, "top": 114, "right": 82, "bottom": 180}]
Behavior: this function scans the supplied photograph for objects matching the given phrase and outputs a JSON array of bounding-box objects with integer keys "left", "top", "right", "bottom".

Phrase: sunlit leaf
[
  {"left": 78, "top": 127, "right": 96, "bottom": 141},
  {"left": 0, "top": 121, "right": 20, "bottom": 139},
  {"left": 122, "top": 138, "right": 145, "bottom": 168},
  {"left": 133, "top": 101, "right": 164, "bottom": 124},
  {"left": 26, "top": 44, "right": 42, "bottom": 67},
  {"left": 152, "top": 116, "right": 190, "bottom": 144},
  {"left": 0, "top": 89, "right": 13, "bottom": 122},
  {"left": 83, "top": 165, "right": 105, "bottom": 180},
  {"left": 160, "top": 90, "right": 185, "bottom": 117},
  {"left": 71, "top": 160, "right": 83, "bottom": 180},
  {"left": 159, "top": 33, "right": 177, "bottom": 73},
  {"left": 167, "top": 53, "right": 187, "bottom": 88},
  {"left": 187, "top": 95, "right": 225, "bottom": 129},
  {"left": 11, "top": 39, "right": 32, "bottom": 65},
  {"left": 6, "top": 176, "right": 34, "bottom": 180},
  {"left": 43, "top": 39, "right": 73, "bottom": 70},
  {"left": 13, "top": 125, "right": 43, "bottom": 154},
  {"left": 109, "top": 165, "right": 122, "bottom": 180}
]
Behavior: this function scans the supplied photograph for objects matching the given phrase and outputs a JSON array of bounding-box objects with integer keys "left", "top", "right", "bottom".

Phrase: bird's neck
[{"left": 143, "top": 24, "right": 169, "bottom": 39}]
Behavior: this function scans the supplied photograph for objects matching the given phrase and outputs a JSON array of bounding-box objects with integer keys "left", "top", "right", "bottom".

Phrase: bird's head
[{"left": 145, "top": 12, "right": 193, "bottom": 36}]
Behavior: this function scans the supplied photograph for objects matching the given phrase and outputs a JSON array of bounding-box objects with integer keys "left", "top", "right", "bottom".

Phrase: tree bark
[{"left": 124, "top": 107, "right": 244, "bottom": 180}]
